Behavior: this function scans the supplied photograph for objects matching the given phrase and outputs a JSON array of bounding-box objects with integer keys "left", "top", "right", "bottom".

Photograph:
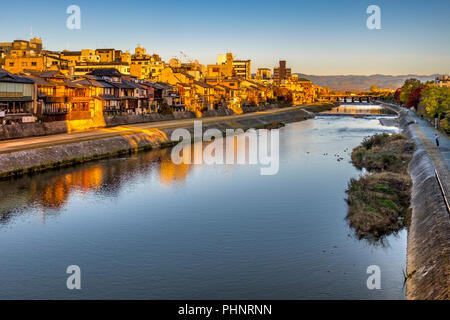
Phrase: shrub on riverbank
[
  {"left": 346, "top": 172, "right": 412, "bottom": 239},
  {"left": 351, "top": 133, "right": 414, "bottom": 173}
]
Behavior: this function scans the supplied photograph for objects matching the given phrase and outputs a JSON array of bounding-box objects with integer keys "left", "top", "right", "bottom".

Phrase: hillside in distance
[{"left": 296, "top": 74, "right": 439, "bottom": 91}]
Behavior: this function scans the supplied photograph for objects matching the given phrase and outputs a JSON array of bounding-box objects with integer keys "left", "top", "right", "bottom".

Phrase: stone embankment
[
  {"left": 0, "top": 105, "right": 332, "bottom": 179},
  {"left": 378, "top": 101, "right": 450, "bottom": 300},
  {"left": 0, "top": 111, "right": 201, "bottom": 141}
]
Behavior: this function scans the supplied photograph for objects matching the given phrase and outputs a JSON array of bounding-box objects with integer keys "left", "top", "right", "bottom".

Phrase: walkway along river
[{"left": 0, "top": 105, "right": 409, "bottom": 299}]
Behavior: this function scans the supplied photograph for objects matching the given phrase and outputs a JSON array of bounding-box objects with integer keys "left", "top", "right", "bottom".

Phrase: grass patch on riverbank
[
  {"left": 347, "top": 132, "right": 415, "bottom": 241},
  {"left": 346, "top": 172, "right": 412, "bottom": 239},
  {"left": 351, "top": 133, "right": 414, "bottom": 173}
]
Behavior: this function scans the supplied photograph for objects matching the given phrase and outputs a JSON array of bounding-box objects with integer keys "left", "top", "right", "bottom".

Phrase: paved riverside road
[
  {"left": 408, "top": 110, "right": 450, "bottom": 169},
  {"left": 0, "top": 106, "right": 310, "bottom": 154},
  {"left": 407, "top": 109, "right": 450, "bottom": 208}
]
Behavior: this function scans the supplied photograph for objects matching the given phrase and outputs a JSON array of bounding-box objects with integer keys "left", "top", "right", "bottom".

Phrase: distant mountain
[{"left": 296, "top": 74, "right": 439, "bottom": 91}]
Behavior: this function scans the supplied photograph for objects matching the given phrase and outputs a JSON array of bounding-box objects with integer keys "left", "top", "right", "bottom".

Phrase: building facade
[
  {"left": 273, "top": 60, "right": 291, "bottom": 85},
  {"left": 0, "top": 69, "right": 35, "bottom": 124}
]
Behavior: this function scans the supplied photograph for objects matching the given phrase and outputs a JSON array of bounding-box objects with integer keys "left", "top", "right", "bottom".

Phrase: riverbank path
[{"left": 408, "top": 110, "right": 450, "bottom": 209}]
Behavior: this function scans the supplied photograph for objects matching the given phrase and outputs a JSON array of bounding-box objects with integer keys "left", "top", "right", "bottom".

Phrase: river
[{"left": 0, "top": 105, "right": 406, "bottom": 299}]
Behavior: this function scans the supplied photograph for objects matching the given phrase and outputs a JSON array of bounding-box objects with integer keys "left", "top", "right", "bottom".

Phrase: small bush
[
  {"left": 351, "top": 133, "right": 414, "bottom": 173},
  {"left": 346, "top": 172, "right": 412, "bottom": 239}
]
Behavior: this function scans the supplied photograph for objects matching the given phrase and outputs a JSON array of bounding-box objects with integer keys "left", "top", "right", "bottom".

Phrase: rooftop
[{"left": 0, "top": 68, "right": 34, "bottom": 84}]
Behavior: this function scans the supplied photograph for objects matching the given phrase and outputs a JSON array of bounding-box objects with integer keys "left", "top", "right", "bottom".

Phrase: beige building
[
  {"left": 233, "top": 59, "right": 251, "bottom": 79},
  {"left": 207, "top": 53, "right": 251, "bottom": 79},
  {"left": 130, "top": 46, "right": 165, "bottom": 80},
  {"left": 436, "top": 75, "right": 450, "bottom": 87},
  {"left": 256, "top": 68, "right": 271, "bottom": 80}
]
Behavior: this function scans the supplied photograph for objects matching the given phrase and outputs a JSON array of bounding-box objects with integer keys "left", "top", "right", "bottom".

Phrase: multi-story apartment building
[
  {"left": 207, "top": 53, "right": 251, "bottom": 80},
  {"left": 2, "top": 39, "right": 70, "bottom": 75},
  {"left": 130, "top": 46, "right": 165, "bottom": 81},
  {"left": 232, "top": 59, "right": 251, "bottom": 79},
  {"left": 273, "top": 60, "right": 291, "bottom": 85},
  {"left": 256, "top": 68, "right": 272, "bottom": 81}
]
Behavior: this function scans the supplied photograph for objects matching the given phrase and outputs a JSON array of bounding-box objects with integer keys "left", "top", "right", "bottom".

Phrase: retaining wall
[
  {"left": 381, "top": 102, "right": 450, "bottom": 300},
  {"left": 403, "top": 119, "right": 450, "bottom": 300}
]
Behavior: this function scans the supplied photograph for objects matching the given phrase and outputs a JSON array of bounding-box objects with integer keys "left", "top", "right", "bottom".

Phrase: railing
[
  {"left": 435, "top": 169, "right": 450, "bottom": 214},
  {"left": 43, "top": 107, "right": 68, "bottom": 115}
]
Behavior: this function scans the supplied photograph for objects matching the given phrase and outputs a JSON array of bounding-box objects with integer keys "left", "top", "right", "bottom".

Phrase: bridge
[{"left": 320, "top": 94, "right": 382, "bottom": 103}]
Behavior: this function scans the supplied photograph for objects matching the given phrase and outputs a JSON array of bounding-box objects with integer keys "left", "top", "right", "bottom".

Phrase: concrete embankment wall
[
  {"left": 0, "top": 121, "right": 69, "bottom": 140},
  {"left": 0, "top": 108, "right": 315, "bottom": 179},
  {"left": 403, "top": 119, "right": 450, "bottom": 300},
  {"left": 0, "top": 111, "right": 203, "bottom": 141},
  {"left": 103, "top": 111, "right": 197, "bottom": 127},
  {"left": 380, "top": 102, "right": 450, "bottom": 299}
]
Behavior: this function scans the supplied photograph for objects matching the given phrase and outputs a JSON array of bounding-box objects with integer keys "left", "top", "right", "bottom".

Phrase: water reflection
[
  {"left": 0, "top": 137, "right": 252, "bottom": 224},
  {"left": 0, "top": 148, "right": 194, "bottom": 223}
]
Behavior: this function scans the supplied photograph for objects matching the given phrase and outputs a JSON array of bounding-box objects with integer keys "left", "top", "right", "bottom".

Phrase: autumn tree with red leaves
[
  {"left": 394, "top": 88, "right": 402, "bottom": 103},
  {"left": 406, "top": 84, "right": 426, "bottom": 109}
]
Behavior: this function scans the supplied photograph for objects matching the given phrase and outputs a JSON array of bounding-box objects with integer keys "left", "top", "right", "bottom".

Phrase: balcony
[
  {"left": 42, "top": 106, "right": 68, "bottom": 115},
  {"left": 44, "top": 96, "right": 68, "bottom": 104}
]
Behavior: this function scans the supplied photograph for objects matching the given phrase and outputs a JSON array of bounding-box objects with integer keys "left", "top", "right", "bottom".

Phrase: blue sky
[{"left": 1, "top": 0, "right": 449, "bottom": 75}]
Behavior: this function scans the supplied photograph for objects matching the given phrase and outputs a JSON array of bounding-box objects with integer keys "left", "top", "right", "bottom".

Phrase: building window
[
  {"left": 9, "top": 62, "right": 14, "bottom": 67},
  {"left": 31, "top": 62, "right": 37, "bottom": 66}
]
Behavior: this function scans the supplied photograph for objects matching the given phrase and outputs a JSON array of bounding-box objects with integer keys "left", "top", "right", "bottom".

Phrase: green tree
[
  {"left": 399, "top": 78, "right": 421, "bottom": 104},
  {"left": 421, "top": 86, "right": 450, "bottom": 118}
]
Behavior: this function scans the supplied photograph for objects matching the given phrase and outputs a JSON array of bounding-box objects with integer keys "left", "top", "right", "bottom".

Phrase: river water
[{"left": 0, "top": 105, "right": 406, "bottom": 299}]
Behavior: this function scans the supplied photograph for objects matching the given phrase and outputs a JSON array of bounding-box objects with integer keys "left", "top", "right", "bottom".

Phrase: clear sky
[{"left": 1, "top": 0, "right": 449, "bottom": 75}]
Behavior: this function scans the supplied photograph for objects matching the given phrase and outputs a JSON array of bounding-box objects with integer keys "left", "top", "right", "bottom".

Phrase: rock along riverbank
[
  {"left": 379, "top": 102, "right": 450, "bottom": 300},
  {"left": 0, "top": 105, "right": 333, "bottom": 179}
]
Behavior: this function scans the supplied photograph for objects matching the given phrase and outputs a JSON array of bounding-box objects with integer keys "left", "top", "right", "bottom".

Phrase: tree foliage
[
  {"left": 399, "top": 78, "right": 421, "bottom": 104},
  {"left": 406, "top": 84, "right": 426, "bottom": 109},
  {"left": 394, "top": 88, "right": 402, "bottom": 103},
  {"left": 420, "top": 86, "right": 450, "bottom": 118}
]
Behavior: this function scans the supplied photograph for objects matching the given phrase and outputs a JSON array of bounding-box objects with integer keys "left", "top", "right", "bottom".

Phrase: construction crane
[{"left": 180, "top": 51, "right": 194, "bottom": 64}]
